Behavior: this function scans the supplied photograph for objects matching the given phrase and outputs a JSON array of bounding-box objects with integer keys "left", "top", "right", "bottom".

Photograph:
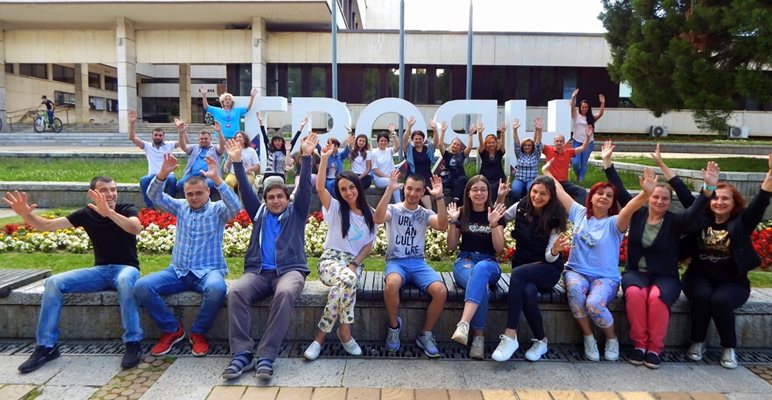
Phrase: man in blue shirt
[
  {"left": 221, "top": 132, "right": 318, "bottom": 381},
  {"left": 134, "top": 152, "right": 241, "bottom": 357},
  {"left": 175, "top": 119, "right": 225, "bottom": 192}
]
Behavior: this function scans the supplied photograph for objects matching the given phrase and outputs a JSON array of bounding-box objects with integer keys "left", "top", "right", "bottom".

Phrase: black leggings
[
  {"left": 506, "top": 261, "right": 562, "bottom": 339},
  {"left": 682, "top": 271, "right": 750, "bottom": 348},
  {"left": 450, "top": 174, "right": 468, "bottom": 205}
]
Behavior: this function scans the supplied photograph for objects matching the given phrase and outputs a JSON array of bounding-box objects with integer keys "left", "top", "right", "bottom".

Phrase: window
[
  {"left": 104, "top": 76, "right": 118, "bottom": 91},
  {"left": 434, "top": 68, "right": 451, "bottom": 104},
  {"left": 4, "top": 64, "right": 12, "bottom": 74},
  {"left": 237, "top": 64, "right": 252, "bottom": 96},
  {"left": 563, "top": 69, "right": 577, "bottom": 99},
  {"left": 387, "top": 68, "right": 400, "bottom": 97},
  {"left": 89, "top": 73, "right": 101, "bottom": 89},
  {"left": 266, "top": 64, "right": 278, "bottom": 96},
  {"left": 287, "top": 66, "right": 302, "bottom": 100},
  {"left": 89, "top": 96, "right": 106, "bottom": 111},
  {"left": 19, "top": 64, "right": 47, "bottom": 79},
  {"left": 363, "top": 68, "right": 380, "bottom": 103},
  {"left": 107, "top": 99, "right": 119, "bottom": 112},
  {"left": 54, "top": 91, "right": 76, "bottom": 107},
  {"left": 514, "top": 67, "right": 530, "bottom": 101},
  {"left": 52, "top": 65, "right": 74, "bottom": 84},
  {"left": 410, "top": 68, "right": 428, "bottom": 104},
  {"left": 310, "top": 66, "right": 327, "bottom": 97}
]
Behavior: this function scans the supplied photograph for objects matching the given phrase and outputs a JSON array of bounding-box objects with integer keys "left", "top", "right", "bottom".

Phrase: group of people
[{"left": 4, "top": 89, "right": 770, "bottom": 381}]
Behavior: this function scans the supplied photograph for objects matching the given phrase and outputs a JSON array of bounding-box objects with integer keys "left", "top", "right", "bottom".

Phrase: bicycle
[{"left": 34, "top": 110, "right": 63, "bottom": 133}]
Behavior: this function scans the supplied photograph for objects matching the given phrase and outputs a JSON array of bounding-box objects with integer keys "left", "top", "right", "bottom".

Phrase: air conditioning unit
[
  {"left": 650, "top": 125, "right": 667, "bottom": 138},
  {"left": 727, "top": 126, "right": 749, "bottom": 139}
]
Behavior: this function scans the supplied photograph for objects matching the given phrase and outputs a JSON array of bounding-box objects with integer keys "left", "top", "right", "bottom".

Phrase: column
[
  {"left": 116, "top": 17, "right": 137, "bottom": 133},
  {"left": 0, "top": 25, "right": 6, "bottom": 132},
  {"left": 73, "top": 64, "right": 90, "bottom": 124},
  {"left": 179, "top": 63, "right": 191, "bottom": 122},
  {"left": 252, "top": 17, "right": 267, "bottom": 96}
]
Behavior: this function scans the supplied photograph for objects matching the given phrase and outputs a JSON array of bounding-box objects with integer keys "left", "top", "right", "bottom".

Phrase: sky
[{"left": 402, "top": 0, "right": 606, "bottom": 33}]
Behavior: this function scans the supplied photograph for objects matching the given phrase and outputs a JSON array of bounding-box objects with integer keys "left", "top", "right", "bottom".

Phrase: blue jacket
[
  {"left": 405, "top": 142, "right": 435, "bottom": 173},
  {"left": 234, "top": 156, "right": 312, "bottom": 275}
]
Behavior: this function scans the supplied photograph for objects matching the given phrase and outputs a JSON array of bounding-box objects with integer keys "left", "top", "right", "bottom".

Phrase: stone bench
[{"left": 1, "top": 270, "right": 770, "bottom": 348}]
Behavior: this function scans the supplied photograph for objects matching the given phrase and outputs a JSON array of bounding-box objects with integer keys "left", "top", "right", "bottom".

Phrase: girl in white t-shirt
[
  {"left": 303, "top": 143, "right": 378, "bottom": 361},
  {"left": 371, "top": 126, "right": 402, "bottom": 203}
]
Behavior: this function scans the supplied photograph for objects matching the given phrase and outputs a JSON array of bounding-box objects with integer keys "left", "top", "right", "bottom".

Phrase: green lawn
[
  {"left": 1, "top": 158, "right": 150, "bottom": 183},
  {"left": 606, "top": 156, "right": 768, "bottom": 173}
]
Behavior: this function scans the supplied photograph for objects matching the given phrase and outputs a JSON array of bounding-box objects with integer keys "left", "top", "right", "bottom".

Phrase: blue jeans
[
  {"left": 452, "top": 252, "right": 501, "bottom": 330},
  {"left": 510, "top": 178, "right": 534, "bottom": 202},
  {"left": 37, "top": 265, "right": 142, "bottom": 346},
  {"left": 571, "top": 140, "right": 593, "bottom": 181},
  {"left": 134, "top": 266, "right": 227, "bottom": 334},
  {"left": 140, "top": 174, "right": 178, "bottom": 208}
]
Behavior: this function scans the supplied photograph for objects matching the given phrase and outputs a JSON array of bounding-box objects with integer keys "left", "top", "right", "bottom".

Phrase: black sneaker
[
  {"left": 121, "top": 341, "right": 143, "bottom": 369},
  {"left": 628, "top": 348, "right": 645, "bottom": 366},
  {"left": 644, "top": 352, "right": 661, "bottom": 369},
  {"left": 19, "top": 345, "right": 60, "bottom": 373}
]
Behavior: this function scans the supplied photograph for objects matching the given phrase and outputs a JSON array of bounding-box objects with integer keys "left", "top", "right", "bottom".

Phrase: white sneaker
[
  {"left": 720, "top": 348, "right": 737, "bottom": 369},
  {"left": 303, "top": 341, "right": 322, "bottom": 360},
  {"left": 337, "top": 329, "right": 362, "bottom": 356},
  {"left": 604, "top": 338, "right": 619, "bottom": 361},
  {"left": 469, "top": 336, "right": 485, "bottom": 360},
  {"left": 687, "top": 342, "right": 705, "bottom": 361},
  {"left": 583, "top": 335, "right": 600, "bottom": 361},
  {"left": 491, "top": 335, "right": 519, "bottom": 362},
  {"left": 525, "top": 338, "right": 549, "bottom": 362},
  {"left": 451, "top": 321, "right": 470, "bottom": 345}
]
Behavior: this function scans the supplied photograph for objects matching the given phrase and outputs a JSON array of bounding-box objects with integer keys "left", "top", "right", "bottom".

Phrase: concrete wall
[{"left": 4, "top": 30, "right": 115, "bottom": 63}]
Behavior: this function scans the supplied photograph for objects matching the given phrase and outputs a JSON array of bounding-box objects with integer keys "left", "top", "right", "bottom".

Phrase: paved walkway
[{"left": 0, "top": 352, "right": 770, "bottom": 400}]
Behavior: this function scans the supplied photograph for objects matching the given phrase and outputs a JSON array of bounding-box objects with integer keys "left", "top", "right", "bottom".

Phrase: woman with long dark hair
[
  {"left": 349, "top": 134, "right": 374, "bottom": 189},
  {"left": 302, "top": 143, "right": 377, "bottom": 360},
  {"left": 682, "top": 153, "right": 772, "bottom": 369},
  {"left": 491, "top": 175, "right": 570, "bottom": 362},
  {"left": 447, "top": 176, "right": 506, "bottom": 360},
  {"left": 569, "top": 89, "right": 605, "bottom": 183}
]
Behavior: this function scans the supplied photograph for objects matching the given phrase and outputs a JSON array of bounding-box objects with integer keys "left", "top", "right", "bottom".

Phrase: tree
[{"left": 599, "top": 0, "right": 771, "bottom": 132}]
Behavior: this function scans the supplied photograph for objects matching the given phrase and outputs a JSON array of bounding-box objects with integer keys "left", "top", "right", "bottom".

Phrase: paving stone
[
  {"left": 415, "top": 388, "right": 449, "bottom": 400},
  {"left": 0, "top": 355, "right": 66, "bottom": 384},
  {"left": 312, "top": 387, "right": 347, "bottom": 400},
  {"left": 691, "top": 366, "right": 772, "bottom": 394},
  {"left": 689, "top": 393, "right": 727, "bottom": 400},
  {"left": 346, "top": 387, "right": 380, "bottom": 400},
  {"left": 140, "top": 357, "right": 227, "bottom": 400},
  {"left": 584, "top": 392, "right": 621, "bottom": 400},
  {"left": 725, "top": 394, "right": 772, "bottom": 400},
  {"left": 343, "top": 360, "right": 466, "bottom": 389},
  {"left": 516, "top": 389, "right": 552, "bottom": 400},
  {"left": 619, "top": 392, "right": 655, "bottom": 400},
  {"left": 464, "top": 362, "right": 592, "bottom": 391},
  {"left": 0, "top": 384, "right": 37, "bottom": 400},
  {"left": 550, "top": 390, "right": 587, "bottom": 400},
  {"left": 655, "top": 392, "right": 692, "bottom": 400},
  {"left": 208, "top": 385, "right": 246, "bottom": 400},
  {"left": 579, "top": 364, "right": 716, "bottom": 392},
  {"left": 276, "top": 387, "right": 313, "bottom": 400},
  {"left": 480, "top": 390, "right": 517, "bottom": 400},
  {"left": 242, "top": 386, "right": 279, "bottom": 400},
  {"left": 382, "top": 388, "right": 414, "bottom": 400},
  {"left": 47, "top": 356, "right": 122, "bottom": 386},
  {"left": 449, "top": 389, "right": 483, "bottom": 400}
]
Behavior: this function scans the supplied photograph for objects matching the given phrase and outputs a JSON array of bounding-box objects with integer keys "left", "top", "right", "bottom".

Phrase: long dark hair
[
  {"left": 579, "top": 99, "right": 596, "bottom": 126},
  {"left": 459, "top": 175, "right": 493, "bottom": 232},
  {"left": 519, "top": 176, "right": 568, "bottom": 237},
  {"left": 351, "top": 134, "right": 370, "bottom": 161},
  {"left": 334, "top": 171, "right": 376, "bottom": 238}
]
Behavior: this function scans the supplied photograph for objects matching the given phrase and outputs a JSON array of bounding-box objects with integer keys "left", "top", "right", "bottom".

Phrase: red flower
[{"left": 227, "top": 210, "right": 252, "bottom": 227}]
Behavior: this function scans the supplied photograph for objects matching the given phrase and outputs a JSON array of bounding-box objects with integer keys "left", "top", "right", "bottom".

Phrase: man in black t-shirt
[
  {"left": 40, "top": 95, "right": 55, "bottom": 127},
  {"left": 3, "top": 176, "right": 145, "bottom": 373}
]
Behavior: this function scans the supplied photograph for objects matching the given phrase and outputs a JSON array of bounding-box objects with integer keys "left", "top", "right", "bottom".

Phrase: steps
[{"left": 0, "top": 123, "right": 211, "bottom": 147}]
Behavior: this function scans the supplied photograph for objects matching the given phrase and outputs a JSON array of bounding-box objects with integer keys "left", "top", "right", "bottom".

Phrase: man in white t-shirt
[
  {"left": 128, "top": 111, "right": 179, "bottom": 208},
  {"left": 374, "top": 170, "right": 448, "bottom": 358}
]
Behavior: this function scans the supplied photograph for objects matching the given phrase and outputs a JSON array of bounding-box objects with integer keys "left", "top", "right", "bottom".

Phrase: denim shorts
[{"left": 385, "top": 258, "right": 441, "bottom": 292}]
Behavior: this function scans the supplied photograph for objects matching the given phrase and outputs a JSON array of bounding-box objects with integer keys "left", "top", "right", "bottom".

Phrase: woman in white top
[
  {"left": 303, "top": 142, "right": 378, "bottom": 361},
  {"left": 569, "top": 88, "right": 605, "bottom": 183},
  {"left": 223, "top": 131, "right": 260, "bottom": 190},
  {"left": 371, "top": 123, "right": 403, "bottom": 203},
  {"left": 349, "top": 134, "right": 374, "bottom": 189}
]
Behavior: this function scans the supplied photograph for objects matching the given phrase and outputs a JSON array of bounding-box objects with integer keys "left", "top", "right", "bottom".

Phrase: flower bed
[{"left": 1, "top": 209, "right": 770, "bottom": 271}]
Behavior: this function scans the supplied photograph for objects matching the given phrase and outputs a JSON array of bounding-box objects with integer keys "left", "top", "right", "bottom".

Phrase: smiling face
[
  {"left": 579, "top": 101, "right": 589, "bottom": 115},
  {"left": 403, "top": 176, "right": 426, "bottom": 208},
  {"left": 529, "top": 183, "right": 551, "bottom": 210},
  {"left": 93, "top": 180, "right": 118, "bottom": 209},
  {"left": 484, "top": 136, "right": 497, "bottom": 152},
  {"left": 221, "top": 95, "right": 234, "bottom": 108},
  {"left": 198, "top": 132, "right": 212, "bottom": 148},
  {"left": 337, "top": 177, "right": 359, "bottom": 207},
  {"left": 265, "top": 187, "right": 289, "bottom": 215},
  {"left": 377, "top": 135, "right": 389, "bottom": 150},
  {"left": 234, "top": 132, "right": 248, "bottom": 148},
  {"left": 466, "top": 179, "right": 489, "bottom": 209},
  {"left": 590, "top": 186, "right": 615, "bottom": 214},
  {"left": 450, "top": 139, "right": 462, "bottom": 153},
  {"left": 412, "top": 133, "right": 424, "bottom": 149},
  {"left": 356, "top": 136, "right": 367, "bottom": 150},
  {"left": 710, "top": 187, "right": 735, "bottom": 221},
  {"left": 521, "top": 139, "right": 535, "bottom": 155},
  {"left": 553, "top": 135, "right": 566, "bottom": 151},
  {"left": 648, "top": 186, "right": 672, "bottom": 216}
]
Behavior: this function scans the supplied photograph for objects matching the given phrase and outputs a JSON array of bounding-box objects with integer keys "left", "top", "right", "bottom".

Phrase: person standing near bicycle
[{"left": 41, "top": 95, "right": 55, "bottom": 128}]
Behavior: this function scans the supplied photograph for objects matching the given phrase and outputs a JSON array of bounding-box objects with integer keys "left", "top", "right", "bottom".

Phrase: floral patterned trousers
[{"left": 317, "top": 248, "right": 360, "bottom": 333}]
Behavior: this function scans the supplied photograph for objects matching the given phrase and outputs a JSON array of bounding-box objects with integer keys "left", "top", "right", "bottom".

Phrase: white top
[
  {"left": 572, "top": 114, "right": 590, "bottom": 143},
  {"left": 371, "top": 147, "right": 397, "bottom": 177},
  {"left": 142, "top": 140, "right": 178, "bottom": 175},
  {"left": 384, "top": 203, "right": 436, "bottom": 260},
  {"left": 323, "top": 198, "right": 377, "bottom": 256},
  {"left": 228, "top": 147, "right": 259, "bottom": 174},
  {"left": 350, "top": 151, "right": 372, "bottom": 175}
]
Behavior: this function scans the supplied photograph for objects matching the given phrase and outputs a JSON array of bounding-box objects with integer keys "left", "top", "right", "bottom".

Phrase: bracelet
[
  {"left": 703, "top": 183, "right": 717, "bottom": 191},
  {"left": 434, "top": 195, "right": 444, "bottom": 201}
]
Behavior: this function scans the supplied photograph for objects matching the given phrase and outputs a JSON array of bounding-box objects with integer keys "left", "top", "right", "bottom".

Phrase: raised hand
[
  {"left": 497, "top": 178, "right": 510, "bottom": 199},
  {"left": 599, "top": 94, "right": 605, "bottom": 104},
  {"left": 128, "top": 110, "right": 137, "bottom": 124},
  {"left": 387, "top": 169, "right": 401, "bottom": 192},
  {"left": 212, "top": 120, "right": 222, "bottom": 132},
  {"left": 571, "top": 88, "right": 579, "bottom": 99},
  {"left": 301, "top": 131, "right": 318, "bottom": 155},
  {"left": 3, "top": 191, "right": 36, "bottom": 216},
  {"left": 649, "top": 143, "right": 664, "bottom": 165},
  {"left": 639, "top": 167, "right": 658, "bottom": 194},
  {"left": 225, "top": 139, "right": 242, "bottom": 162},
  {"left": 499, "top": 122, "right": 506, "bottom": 133},
  {"left": 284, "top": 140, "right": 292, "bottom": 152},
  {"left": 199, "top": 86, "right": 207, "bottom": 95},
  {"left": 250, "top": 88, "right": 258, "bottom": 97},
  {"left": 160, "top": 154, "right": 179, "bottom": 176},
  {"left": 202, "top": 156, "right": 219, "bottom": 180},
  {"left": 534, "top": 117, "right": 543, "bottom": 130},
  {"left": 447, "top": 202, "right": 460, "bottom": 222},
  {"left": 87, "top": 189, "right": 111, "bottom": 217},
  {"left": 256, "top": 112, "right": 263, "bottom": 124},
  {"left": 388, "top": 122, "right": 396, "bottom": 133},
  {"left": 346, "top": 132, "right": 355, "bottom": 146},
  {"left": 320, "top": 143, "right": 335, "bottom": 159},
  {"left": 702, "top": 161, "right": 720, "bottom": 187},
  {"left": 601, "top": 140, "right": 615, "bottom": 164},
  {"left": 174, "top": 117, "right": 187, "bottom": 132},
  {"left": 477, "top": 122, "right": 485, "bottom": 134},
  {"left": 427, "top": 175, "right": 444, "bottom": 198},
  {"left": 488, "top": 203, "right": 506, "bottom": 226},
  {"left": 440, "top": 121, "right": 448, "bottom": 132},
  {"left": 429, "top": 120, "right": 437, "bottom": 131},
  {"left": 299, "top": 116, "right": 309, "bottom": 130},
  {"left": 551, "top": 234, "right": 572, "bottom": 255},
  {"left": 512, "top": 119, "right": 521, "bottom": 131}
]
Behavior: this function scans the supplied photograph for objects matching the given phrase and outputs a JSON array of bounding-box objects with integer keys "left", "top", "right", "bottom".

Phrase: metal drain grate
[{"left": 4, "top": 340, "right": 772, "bottom": 365}]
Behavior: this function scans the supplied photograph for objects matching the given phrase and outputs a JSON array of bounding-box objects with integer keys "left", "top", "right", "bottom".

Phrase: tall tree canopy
[{"left": 599, "top": 0, "right": 771, "bottom": 132}]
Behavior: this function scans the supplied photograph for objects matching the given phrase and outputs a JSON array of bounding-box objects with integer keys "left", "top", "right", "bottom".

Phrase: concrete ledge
[{"left": 1, "top": 277, "right": 771, "bottom": 348}]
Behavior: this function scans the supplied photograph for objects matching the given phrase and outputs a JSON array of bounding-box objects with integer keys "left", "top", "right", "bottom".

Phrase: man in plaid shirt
[{"left": 134, "top": 152, "right": 241, "bottom": 357}]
